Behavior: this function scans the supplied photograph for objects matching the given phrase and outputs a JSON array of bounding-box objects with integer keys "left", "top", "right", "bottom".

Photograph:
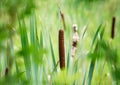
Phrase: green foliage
[
  {"left": 18, "top": 18, "right": 31, "bottom": 80},
  {"left": 87, "top": 24, "right": 104, "bottom": 85},
  {"left": 0, "top": 0, "right": 120, "bottom": 85},
  {"left": 53, "top": 69, "right": 80, "bottom": 84},
  {"left": 49, "top": 35, "right": 57, "bottom": 72},
  {"left": 0, "top": 0, "right": 36, "bottom": 51}
]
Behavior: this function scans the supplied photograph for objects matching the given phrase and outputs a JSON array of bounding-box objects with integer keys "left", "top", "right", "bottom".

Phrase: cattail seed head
[
  {"left": 59, "top": 29, "right": 65, "bottom": 69},
  {"left": 72, "top": 41, "right": 77, "bottom": 47},
  {"left": 111, "top": 17, "right": 116, "bottom": 39},
  {"left": 72, "top": 24, "right": 79, "bottom": 57},
  {"left": 73, "top": 24, "right": 78, "bottom": 32}
]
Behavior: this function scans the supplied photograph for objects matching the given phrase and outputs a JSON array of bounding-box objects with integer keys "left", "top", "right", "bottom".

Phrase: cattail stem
[
  {"left": 60, "top": 11, "right": 66, "bottom": 30},
  {"left": 111, "top": 17, "right": 116, "bottom": 39},
  {"left": 59, "top": 29, "right": 65, "bottom": 69}
]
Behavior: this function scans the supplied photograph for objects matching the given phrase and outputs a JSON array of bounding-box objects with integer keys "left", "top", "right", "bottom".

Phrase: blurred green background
[{"left": 0, "top": 0, "right": 120, "bottom": 85}]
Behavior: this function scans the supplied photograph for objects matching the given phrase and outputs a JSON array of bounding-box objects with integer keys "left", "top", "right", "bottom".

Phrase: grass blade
[
  {"left": 81, "top": 24, "right": 88, "bottom": 40},
  {"left": 67, "top": 45, "right": 70, "bottom": 70},
  {"left": 30, "top": 15, "right": 35, "bottom": 44},
  {"left": 18, "top": 17, "right": 31, "bottom": 81},
  {"left": 49, "top": 35, "right": 56, "bottom": 72},
  {"left": 82, "top": 71, "right": 87, "bottom": 85},
  {"left": 87, "top": 24, "right": 103, "bottom": 85},
  {"left": 30, "top": 13, "right": 39, "bottom": 85},
  {"left": 73, "top": 60, "right": 79, "bottom": 85},
  {"left": 9, "top": 35, "right": 19, "bottom": 74},
  {"left": 90, "top": 24, "right": 102, "bottom": 50},
  {"left": 87, "top": 60, "right": 95, "bottom": 85},
  {"left": 40, "top": 31, "right": 43, "bottom": 48}
]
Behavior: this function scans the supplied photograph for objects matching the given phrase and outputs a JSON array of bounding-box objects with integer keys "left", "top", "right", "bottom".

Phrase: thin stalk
[
  {"left": 98, "top": 59, "right": 106, "bottom": 85},
  {"left": 60, "top": 10, "right": 66, "bottom": 30},
  {"left": 88, "top": 42, "right": 98, "bottom": 85}
]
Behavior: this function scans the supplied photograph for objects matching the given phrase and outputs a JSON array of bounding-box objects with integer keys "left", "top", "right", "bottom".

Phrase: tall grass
[{"left": 0, "top": 0, "right": 120, "bottom": 85}]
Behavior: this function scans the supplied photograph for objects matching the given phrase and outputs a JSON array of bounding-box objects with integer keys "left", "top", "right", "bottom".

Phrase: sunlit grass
[{"left": 0, "top": 0, "right": 120, "bottom": 85}]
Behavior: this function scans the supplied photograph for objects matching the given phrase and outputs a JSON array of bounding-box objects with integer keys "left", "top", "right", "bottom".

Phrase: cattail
[
  {"left": 71, "top": 24, "right": 79, "bottom": 57},
  {"left": 73, "top": 24, "right": 78, "bottom": 32},
  {"left": 59, "top": 29, "right": 65, "bottom": 69},
  {"left": 60, "top": 10, "right": 66, "bottom": 30},
  {"left": 111, "top": 17, "right": 116, "bottom": 39},
  {"left": 5, "top": 67, "right": 9, "bottom": 76}
]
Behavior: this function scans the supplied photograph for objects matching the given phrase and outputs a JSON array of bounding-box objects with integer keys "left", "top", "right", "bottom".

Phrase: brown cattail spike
[
  {"left": 111, "top": 17, "right": 116, "bottom": 39},
  {"left": 59, "top": 29, "right": 65, "bottom": 69},
  {"left": 5, "top": 67, "right": 9, "bottom": 76}
]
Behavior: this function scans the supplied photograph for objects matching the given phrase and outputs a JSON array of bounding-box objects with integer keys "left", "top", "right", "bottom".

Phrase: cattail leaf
[
  {"left": 81, "top": 24, "right": 88, "bottom": 40},
  {"left": 88, "top": 42, "right": 98, "bottom": 84},
  {"left": 40, "top": 31, "right": 43, "bottom": 48},
  {"left": 100, "top": 40, "right": 108, "bottom": 51},
  {"left": 53, "top": 69, "right": 80, "bottom": 84},
  {"left": 42, "top": 66, "right": 48, "bottom": 84},
  {"left": 38, "top": 65, "right": 43, "bottom": 85},
  {"left": 67, "top": 46, "right": 70, "bottom": 70},
  {"left": 9, "top": 36, "right": 19, "bottom": 74},
  {"left": 73, "top": 59, "right": 79, "bottom": 85},
  {"left": 88, "top": 52, "right": 99, "bottom": 60},
  {"left": 49, "top": 34, "right": 56, "bottom": 72},
  {"left": 90, "top": 24, "right": 102, "bottom": 50},
  {"left": 87, "top": 24, "right": 103, "bottom": 85},
  {"left": 30, "top": 13, "right": 40, "bottom": 85},
  {"left": 100, "top": 25, "right": 105, "bottom": 40},
  {"left": 87, "top": 60, "right": 95, "bottom": 85},
  {"left": 18, "top": 17, "right": 31, "bottom": 80},
  {"left": 30, "top": 14, "right": 35, "bottom": 45},
  {"left": 34, "top": 13, "right": 39, "bottom": 45},
  {"left": 82, "top": 71, "right": 87, "bottom": 85}
]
